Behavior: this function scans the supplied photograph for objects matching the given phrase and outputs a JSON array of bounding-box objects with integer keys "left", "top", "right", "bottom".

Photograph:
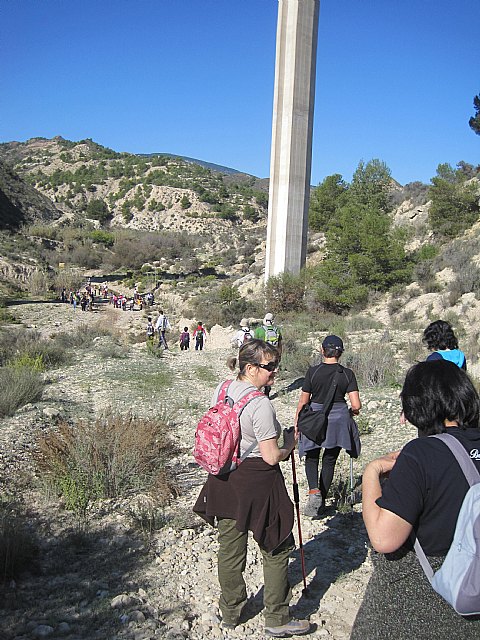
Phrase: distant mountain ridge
[{"left": 138, "top": 153, "right": 245, "bottom": 176}]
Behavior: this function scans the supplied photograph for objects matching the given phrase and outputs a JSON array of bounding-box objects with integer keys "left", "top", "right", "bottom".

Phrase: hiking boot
[
  {"left": 303, "top": 492, "right": 324, "bottom": 517},
  {"left": 265, "top": 618, "right": 311, "bottom": 637}
]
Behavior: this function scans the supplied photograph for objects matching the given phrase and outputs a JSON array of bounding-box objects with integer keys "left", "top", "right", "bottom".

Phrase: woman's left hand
[{"left": 368, "top": 450, "right": 401, "bottom": 477}]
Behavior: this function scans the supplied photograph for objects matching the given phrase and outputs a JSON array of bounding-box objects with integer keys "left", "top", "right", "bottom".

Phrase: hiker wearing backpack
[
  {"left": 295, "top": 335, "right": 361, "bottom": 518},
  {"left": 146, "top": 317, "right": 155, "bottom": 343},
  {"left": 351, "top": 360, "right": 480, "bottom": 639},
  {"left": 193, "top": 322, "right": 206, "bottom": 351},
  {"left": 231, "top": 318, "right": 254, "bottom": 349},
  {"left": 254, "top": 313, "right": 282, "bottom": 397},
  {"left": 179, "top": 326, "right": 190, "bottom": 351},
  {"left": 155, "top": 310, "right": 171, "bottom": 349},
  {"left": 193, "top": 339, "right": 310, "bottom": 638}
]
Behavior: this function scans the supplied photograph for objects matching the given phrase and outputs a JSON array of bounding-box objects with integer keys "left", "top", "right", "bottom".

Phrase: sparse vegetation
[{"left": 35, "top": 412, "right": 180, "bottom": 518}]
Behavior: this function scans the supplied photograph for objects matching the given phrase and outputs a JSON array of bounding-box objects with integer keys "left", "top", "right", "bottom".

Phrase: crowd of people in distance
[{"left": 194, "top": 316, "right": 480, "bottom": 638}]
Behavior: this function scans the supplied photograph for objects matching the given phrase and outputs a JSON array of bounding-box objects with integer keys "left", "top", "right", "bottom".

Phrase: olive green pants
[{"left": 217, "top": 518, "right": 294, "bottom": 627}]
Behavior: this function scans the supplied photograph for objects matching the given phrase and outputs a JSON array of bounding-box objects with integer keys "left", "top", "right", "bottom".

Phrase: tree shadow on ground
[
  {"left": 270, "top": 377, "right": 304, "bottom": 401},
  {"left": 0, "top": 513, "right": 185, "bottom": 640}
]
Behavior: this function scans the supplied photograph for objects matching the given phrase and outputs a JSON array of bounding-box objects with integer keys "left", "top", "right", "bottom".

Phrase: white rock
[{"left": 111, "top": 593, "right": 135, "bottom": 608}]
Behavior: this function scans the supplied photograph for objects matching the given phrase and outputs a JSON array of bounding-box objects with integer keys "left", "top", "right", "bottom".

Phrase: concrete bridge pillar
[{"left": 265, "top": 0, "right": 320, "bottom": 282}]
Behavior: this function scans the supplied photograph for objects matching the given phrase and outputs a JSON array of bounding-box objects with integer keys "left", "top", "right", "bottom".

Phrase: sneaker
[
  {"left": 221, "top": 622, "right": 237, "bottom": 630},
  {"left": 303, "top": 492, "right": 324, "bottom": 517},
  {"left": 265, "top": 618, "right": 311, "bottom": 637}
]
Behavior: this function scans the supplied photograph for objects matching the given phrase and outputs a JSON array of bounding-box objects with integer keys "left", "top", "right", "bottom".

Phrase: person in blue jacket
[{"left": 422, "top": 319, "right": 466, "bottom": 370}]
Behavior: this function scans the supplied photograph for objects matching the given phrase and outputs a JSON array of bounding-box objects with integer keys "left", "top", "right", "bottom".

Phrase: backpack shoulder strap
[
  {"left": 217, "top": 380, "right": 232, "bottom": 403},
  {"left": 230, "top": 388, "right": 265, "bottom": 417},
  {"left": 309, "top": 363, "right": 324, "bottom": 386},
  {"left": 323, "top": 368, "right": 340, "bottom": 414},
  {"left": 338, "top": 364, "right": 352, "bottom": 385}
]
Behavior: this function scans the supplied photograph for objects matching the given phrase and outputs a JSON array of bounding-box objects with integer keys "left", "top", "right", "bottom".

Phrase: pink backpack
[{"left": 193, "top": 380, "right": 264, "bottom": 475}]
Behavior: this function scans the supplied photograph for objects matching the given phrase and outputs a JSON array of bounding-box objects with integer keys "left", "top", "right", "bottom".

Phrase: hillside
[
  {"left": 0, "top": 159, "right": 62, "bottom": 230},
  {"left": 0, "top": 137, "right": 268, "bottom": 234},
  {"left": 0, "top": 137, "right": 274, "bottom": 302}
]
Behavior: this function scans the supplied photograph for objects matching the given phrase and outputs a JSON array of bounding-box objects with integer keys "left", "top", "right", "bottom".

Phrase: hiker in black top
[
  {"left": 351, "top": 360, "right": 480, "bottom": 639},
  {"left": 295, "top": 335, "right": 361, "bottom": 517}
]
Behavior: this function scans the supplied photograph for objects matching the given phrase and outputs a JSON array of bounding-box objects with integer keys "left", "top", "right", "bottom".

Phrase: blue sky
[{"left": 0, "top": 0, "right": 478, "bottom": 186}]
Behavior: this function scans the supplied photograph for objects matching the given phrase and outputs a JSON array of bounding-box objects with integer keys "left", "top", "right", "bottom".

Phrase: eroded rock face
[{"left": 0, "top": 257, "right": 38, "bottom": 283}]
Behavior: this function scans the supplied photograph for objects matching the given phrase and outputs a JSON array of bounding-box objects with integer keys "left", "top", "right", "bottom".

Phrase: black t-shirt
[
  {"left": 378, "top": 427, "right": 480, "bottom": 555},
  {"left": 302, "top": 363, "right": 358, "bottom": 404}
]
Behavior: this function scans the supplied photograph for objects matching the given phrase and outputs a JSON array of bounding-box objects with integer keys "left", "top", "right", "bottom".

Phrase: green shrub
[
  {"left": 280, "top": 325, "right": 316, "bottom": 379},
  {"left": 265, "top": 272, "right": 306, "bottom": 314},
  {"left": 0, "top": 328, "right": 69, "bottom": 369},
  {"left": 0, "top": 365, "right": 44, "bottom": 417},
  {"left": 344, "top": 315, "right": 384, "bottom": 332},
  {"left": 0, "top": 306, "right": 17, "bottom": 326},
  {"left": 356, "top": 415, "right": 373, "bottom": 435},
  {"left": 9, "top": 353, "right": 45, "bottom": 372}
]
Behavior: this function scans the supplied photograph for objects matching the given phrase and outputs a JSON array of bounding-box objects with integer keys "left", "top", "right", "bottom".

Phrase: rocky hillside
[
  {"left": 0, "top": 159, "right": 62, "bottom": 230},
  {"left": 0, "top": 137, "right": 268, "bottom": 234}
]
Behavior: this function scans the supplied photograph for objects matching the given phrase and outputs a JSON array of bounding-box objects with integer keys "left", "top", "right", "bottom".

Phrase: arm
[
  {"left": 348, "top": 390, "right": 361, "bottom": 415},
  {"left": 259, "top": 430, "right": 296, "bottom": 466},
  {"left": 362, "top": 452, "right": 413, "bottom": 553}
]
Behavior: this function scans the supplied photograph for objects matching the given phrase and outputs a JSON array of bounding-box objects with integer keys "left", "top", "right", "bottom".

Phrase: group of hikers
[
  {"left": 146, "top": 311, "right": 207, "bottom": 351},
  {"left": 193, "top": 317, "right": 480, "bottom": 638}
]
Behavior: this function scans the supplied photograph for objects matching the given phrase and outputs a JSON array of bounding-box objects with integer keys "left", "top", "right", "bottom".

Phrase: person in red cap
[{"left": 294, "top": 335, "right": 362, "bottom": 517}]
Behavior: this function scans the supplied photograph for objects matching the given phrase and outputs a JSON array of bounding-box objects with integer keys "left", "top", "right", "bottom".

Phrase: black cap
[{"left": 322, "top": 335, "right": 344, "bottom": 352}]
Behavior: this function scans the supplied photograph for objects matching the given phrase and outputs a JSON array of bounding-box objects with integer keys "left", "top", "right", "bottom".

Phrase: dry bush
[
  {"left": 25, "top": 270, "right": 50, "bottom": 296},
  {"left": 51, "top": 321, "right": 112, "bottom": 350},
  {"left": 343, "top": 346, "right": 399, "bottom": 387},
  {"left": 35, "top": 412, "right": 180, "bottom": 517}
]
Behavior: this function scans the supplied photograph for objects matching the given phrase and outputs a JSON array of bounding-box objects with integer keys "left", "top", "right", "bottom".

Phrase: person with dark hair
[
  {"left": 193, "top": 321, "right": 206, "bottom": 351},
  {"left": 351, "top": 360, "right": 480, "bottom": 639},
  {"left": 193, "top": 339, "right": 310, "bottom": 637},
  {"left": 422, "top": 319, "right": 466, "bottom": 369},
  {"left": 294, "top": 335, "right": 361, "bottom": 517}
]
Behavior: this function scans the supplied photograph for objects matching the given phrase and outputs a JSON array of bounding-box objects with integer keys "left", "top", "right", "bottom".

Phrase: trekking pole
[
  {"left": 290, "top": 450, "right": 309, "bottom": 594},
  {"left": 349, "top": 455, "right": 355, "bottom": 512}
]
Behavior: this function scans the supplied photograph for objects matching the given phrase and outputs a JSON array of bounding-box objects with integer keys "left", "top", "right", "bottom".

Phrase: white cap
[
  {"left": 240, "top": 318, "right": 249, "bottom": 328},
  {"left": 264, "top": 312, "right": 274, "bottom": 324}
]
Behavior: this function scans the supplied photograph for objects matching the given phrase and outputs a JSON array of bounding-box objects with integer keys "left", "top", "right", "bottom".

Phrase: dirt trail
[{"left": 1, "top": 300, "right": 415, "bottom": 640}]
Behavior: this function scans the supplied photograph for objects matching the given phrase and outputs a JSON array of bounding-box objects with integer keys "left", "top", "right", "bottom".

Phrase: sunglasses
[{"left": 255, "top": 361, "right": 279, "bottom": 372}]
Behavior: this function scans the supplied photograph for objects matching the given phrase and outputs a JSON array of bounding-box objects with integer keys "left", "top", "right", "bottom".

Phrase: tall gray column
[{"left": 265, "top": 0, "right": 319, "bottom": 282}]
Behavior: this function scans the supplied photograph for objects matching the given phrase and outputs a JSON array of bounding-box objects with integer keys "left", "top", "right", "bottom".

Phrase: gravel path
[{"left": 0, "top": 301, "right": 416, "bottom": 640}]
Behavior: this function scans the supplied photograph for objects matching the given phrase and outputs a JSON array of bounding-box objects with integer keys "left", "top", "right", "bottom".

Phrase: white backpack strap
[
  {"left": 432, "top": 433, "right": 480, "bottom": 486},
  {"left": 414, "top": 432, "right": 480, "bottom": 581}
]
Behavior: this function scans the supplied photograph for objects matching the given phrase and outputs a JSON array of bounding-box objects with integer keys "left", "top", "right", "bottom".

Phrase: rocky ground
[{"left": 0, "top": 300, "right": 416, "bottom": 640}]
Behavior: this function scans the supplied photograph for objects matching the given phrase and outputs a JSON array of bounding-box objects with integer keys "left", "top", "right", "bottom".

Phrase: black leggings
[{"left": 304, "top": 447, "right": 341, "bottom": 500}]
